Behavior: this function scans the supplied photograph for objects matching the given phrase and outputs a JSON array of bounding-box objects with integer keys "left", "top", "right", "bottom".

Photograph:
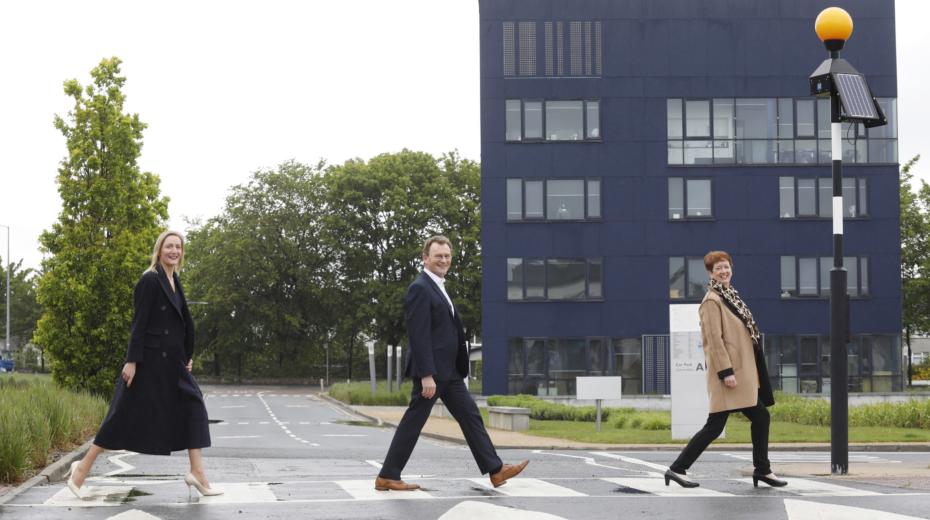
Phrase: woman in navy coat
[{"left": 65, "top": 230, "right": 221, "bottom": 499}]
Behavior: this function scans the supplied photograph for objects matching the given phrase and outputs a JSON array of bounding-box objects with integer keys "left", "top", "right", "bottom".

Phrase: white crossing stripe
[
  {"left": 602, "top": 478, "right": 733, "bottom": 497},
  {"left": 336, "top": 479, "right": 432, "bottom": 500},
  {"left": 196, "top": 482, "right": 277, "bottom": 504},
  {"left": 737, "top": 477, "right": 879, "bottom": 496},
  {"left": 106, "top": 509, "right": 163, "bottom": 520},
  {"left": 468, "top": 478, "right": 586, "bottom": 497},
  {"left": 439, "top": 500, "right": 569, "bottom": 520},
  {"left": 785, "top": 498, "right": 924, "bottom": 519},
  {"left": 44, "top": 486, "right": 134, "bottom": 507}
]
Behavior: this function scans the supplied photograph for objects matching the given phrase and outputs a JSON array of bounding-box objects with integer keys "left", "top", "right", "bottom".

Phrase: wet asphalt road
[{"left": 2, "top": 385, "right": 929, "bottom": 520}]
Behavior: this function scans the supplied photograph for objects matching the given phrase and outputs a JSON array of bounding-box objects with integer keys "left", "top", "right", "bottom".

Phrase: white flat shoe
[
  {"left": 64, "top": 461, "right": 85, "bottom": 499},
  {"left": 184, "top": 473, "right": 223, "bottom": 497}
]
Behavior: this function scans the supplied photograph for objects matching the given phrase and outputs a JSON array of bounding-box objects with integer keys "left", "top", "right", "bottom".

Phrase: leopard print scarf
[{"left": 709, "top": 279, "right": 761, "bottom": 346}]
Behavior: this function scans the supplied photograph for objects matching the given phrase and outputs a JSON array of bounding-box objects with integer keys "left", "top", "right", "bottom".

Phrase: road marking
[
  {"left": 365, "top": 459, "right": 383, "bottom": 469},
  {"left": 784, "top": 498, "right": 923, "bottom": 519},
  {"left": 221, "top": 405, "right": 245, "bottom": 409},
  {"left": 286, "top": 405, "right": 311, "bottom": 408},
  {"left": 323, "top": 434, "right": 366, "bottom": 437},
  {"left": 299, "top": 421, "right": 312, "bottom": 425},
  {"left": 602, "top": 477, "right": 733, "bottom": 497},
  {"left": 724, "top": 452, "right": 900, "bottom": 464},
  {"left": 43, "top": 486, "right": 134, "bottom": 507},
  {"left": 103, "top": 452, "right": 137, "bottom": 477},
  {"left": 438, "top": 500, "right": 569, "bottom": 520},
  {"left": 214, "top": 422, "right": 229, "bottom": 426},
  {"left": 216, "top": 435, "right": 261, "bottom": 439},
  {"left": 737, "top": 477, "right": 879, "bottom": 496},
  {"left": 589, "top": 452, "right": 666, "bottom": 476},
  {"left": 531, "top": 450, "right": 635, "bottom": 474},
  {"left": 196, "top": 483, "right": 277, "bottom": 504},
  {"left": 106, "top": 509, "right": 163, "bottom": 520},
  {"left": 236, "top": 422, "right": 249, "bottom": 425},
  {"left": 259, "top": 421, "right": 270, "bottom": 425},
  {"left": 256, "top": 391, "right": 320, "bottom": 446},
  {"left": 469, "top": 478, "right": 586, "bottom": 497},
  {"left": 336, "top": 479, "right": 432, "bottom": 500}
]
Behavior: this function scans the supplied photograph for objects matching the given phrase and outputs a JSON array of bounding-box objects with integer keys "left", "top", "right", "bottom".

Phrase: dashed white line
[{"left": 256, "top": 391, "right": 320, "bottom": 447}]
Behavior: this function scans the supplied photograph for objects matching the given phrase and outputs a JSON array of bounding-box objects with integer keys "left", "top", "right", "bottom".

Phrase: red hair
[{"left": 704, "top": 250, "right": 732, "bottom": 272}]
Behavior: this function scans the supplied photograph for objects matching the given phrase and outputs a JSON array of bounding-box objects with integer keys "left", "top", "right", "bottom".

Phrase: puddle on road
[
  {"left": 612, "top": 485, "right": 651, "bottom": 494},
  {"left": 334, "top": 420, "right": 384, "bottom": 428}
]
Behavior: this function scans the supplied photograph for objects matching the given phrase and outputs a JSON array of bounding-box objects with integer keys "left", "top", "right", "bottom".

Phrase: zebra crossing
[{"left": 29, "top": 473, "right": 921, "bottom": 508}]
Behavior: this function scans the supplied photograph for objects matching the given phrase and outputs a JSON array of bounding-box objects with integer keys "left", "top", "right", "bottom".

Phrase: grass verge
[{"left": 0, "top": 374, "right": 107, "bottom": 484}]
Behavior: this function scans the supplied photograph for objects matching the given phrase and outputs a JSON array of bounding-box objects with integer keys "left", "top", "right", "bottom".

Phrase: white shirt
[{"left": 424, "top": 269, "right": 455, "bottom": 315}]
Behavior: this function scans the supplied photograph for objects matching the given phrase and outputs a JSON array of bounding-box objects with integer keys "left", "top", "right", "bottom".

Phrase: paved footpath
[{"left": 0, "top": 385, "right": 928, "bottom": 520}]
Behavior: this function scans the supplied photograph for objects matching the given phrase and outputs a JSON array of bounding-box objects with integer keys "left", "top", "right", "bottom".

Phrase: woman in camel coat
[{"left": 665, "top": 251, "right": 786, "bottom": 489}]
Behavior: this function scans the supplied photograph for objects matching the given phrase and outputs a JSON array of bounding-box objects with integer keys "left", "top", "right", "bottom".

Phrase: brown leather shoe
[
  {"left": 489, "top": 460, "right": 529, "bottom": 488},
  {"left": 374, "top": 476, "right": 420, "bottom": 491}
]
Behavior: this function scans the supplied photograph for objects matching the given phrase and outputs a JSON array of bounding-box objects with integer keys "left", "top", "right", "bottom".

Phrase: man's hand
[
  {"left": 724, "top": 374, "right": 737, "bottom": 388},
  {"left": 122, "top": 362, "right": 137, "bottom": 388},
  {"left": 421, "top": 375, "right": 437, "bottom": 399},
  {"left": 186, "top": 359, "right": 193, "bottom": 373}
]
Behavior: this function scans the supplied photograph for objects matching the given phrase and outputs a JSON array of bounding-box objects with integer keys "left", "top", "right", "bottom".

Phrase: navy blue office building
[{"left": 479, "top": 0, "right": 901, "bottom": 396}]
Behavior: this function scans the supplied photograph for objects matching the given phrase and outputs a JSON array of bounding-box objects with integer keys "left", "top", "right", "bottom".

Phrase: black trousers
[
  {"left": 670, "top": 400, "right": 771, "bottom": 475},
  {"left": 379, "top": 378, "right": 502, "bottom": 480}
]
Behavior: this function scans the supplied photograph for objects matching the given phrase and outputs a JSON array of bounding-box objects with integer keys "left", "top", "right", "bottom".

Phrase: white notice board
[{"left": 669, "top": 304, "right": 720, "bottom": 440}]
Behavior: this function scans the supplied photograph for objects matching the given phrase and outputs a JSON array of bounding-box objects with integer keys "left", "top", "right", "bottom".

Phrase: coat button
[
  {"left": 162, "top": 352, "right": 167, "bottom": 358},
  {"left": 161, "top": 305, "right": 167, "bottom": 311},
  {"left": 164, "top": 329, "right": 170, "bottom": 335}
]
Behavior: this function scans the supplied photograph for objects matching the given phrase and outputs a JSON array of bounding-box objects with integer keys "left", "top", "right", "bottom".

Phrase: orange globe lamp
[{"left": 815, "top": 7, "right": 853, "bottom": 51}]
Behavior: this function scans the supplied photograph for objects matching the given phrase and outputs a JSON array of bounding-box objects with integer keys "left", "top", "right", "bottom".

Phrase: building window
[
  {"left": 669, "top": 257, "right": 708, "bottom": 300},
  {"left": 506, "top": 336, "right": 642, "bottom": 395},
  {"left": 780, "top": 256, "right": 869, "bottom": 298},
  {"left": 779, "top": 177, "right": 868, "bottom": 219},
  {"left": 764, "top": 334, "right": 902, "bottom": 394},
  {"left": 507, "top": 258, "right": 604, "bottom": 301},
  {"left": 503, "top": 21, "right": 602, "bottom": 78},
  {"left": 668, "top": 178, "right": 712, "bottom": 220},
  {"left": 506, "top": 178, "right": 601, "bottom": 221},
  {"left": 505, "top": 100, "right": 601, "bottom": 142},
  {"left": 667, "top": 97, "right": 897, "bottom": 165}
]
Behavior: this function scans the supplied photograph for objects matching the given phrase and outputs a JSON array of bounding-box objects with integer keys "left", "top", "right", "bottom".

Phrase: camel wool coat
[{"left": 699, "top": 289, "right": 762, "bottom": 413}]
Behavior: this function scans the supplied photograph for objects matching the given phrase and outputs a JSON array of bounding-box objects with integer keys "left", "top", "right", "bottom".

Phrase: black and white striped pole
[{"left": 810, "top": 7, "right": 886, "bottom": 476}]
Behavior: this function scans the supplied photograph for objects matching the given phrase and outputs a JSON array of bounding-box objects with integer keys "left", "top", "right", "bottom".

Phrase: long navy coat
[
  {"left": 403, "top": 271, "right": 469, "bottom": 382},
  {"left": 94, "top": 265, "right": 211, "bottom": 455}
]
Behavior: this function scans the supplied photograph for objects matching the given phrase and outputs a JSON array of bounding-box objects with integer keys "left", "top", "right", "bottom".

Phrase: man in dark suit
[{"left": 374, "top": 235, "right": 528, "bottom": 491}]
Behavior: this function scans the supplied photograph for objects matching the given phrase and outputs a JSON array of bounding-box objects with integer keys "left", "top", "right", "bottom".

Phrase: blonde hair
[
  {"left": 147, "top": 230, "right": 185, "bottom": 273},
  {"left": 421, "top": 235, "right": 453, "bottom": 257}
]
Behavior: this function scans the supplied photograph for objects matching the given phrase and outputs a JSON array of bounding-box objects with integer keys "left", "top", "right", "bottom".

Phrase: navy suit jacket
[{"left": 404, "top": 271, "right": 469, "bottom": 381}]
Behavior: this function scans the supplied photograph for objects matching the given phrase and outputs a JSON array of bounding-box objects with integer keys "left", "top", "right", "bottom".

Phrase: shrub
[
  {"left": 328, "top": 381, "right": 412, "bottom": 406},
  {"left": 0, "top": 374, "right": 106, "bottom": 484},
  {"left": 486, "top": 394, "right": 612, "bottom": 422}
]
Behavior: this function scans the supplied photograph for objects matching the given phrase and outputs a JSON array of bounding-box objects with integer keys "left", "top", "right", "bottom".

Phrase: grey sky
[{"left": 0, "top": 1, "right": 926, "bottom": 270}]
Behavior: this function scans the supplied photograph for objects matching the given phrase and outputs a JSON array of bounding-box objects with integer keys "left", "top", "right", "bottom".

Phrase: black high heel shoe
[
  {"left": 664, "top": 469, "right": 700, "bottom": 488},
  {"left": 752, "top": 472, "right": 788, "bottom": 488}
]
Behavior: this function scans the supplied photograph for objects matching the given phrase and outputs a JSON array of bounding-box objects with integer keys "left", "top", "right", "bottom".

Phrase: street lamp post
[
  {"left": 809, "top": 7, "right": 887, "bottom": 476},
  {"left": 1, "top": 224, "right": 9, "bottom": 352}
]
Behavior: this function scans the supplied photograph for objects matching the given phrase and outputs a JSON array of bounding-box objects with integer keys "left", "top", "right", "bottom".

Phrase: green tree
[
  {"left": 900, "top": 155, "right": 929, "bottom": 385},
  {"left": 34, "top": 57, "right": 168, "bottom": 395},
  {"left": 0, "top": 258, "right": 42, "bottom": 350},
  {"left": 184, "top": 160, "right": 336, "bottom": 380},
  {"left": 322, "top": 150, "right": 483, "bottom": 371}
]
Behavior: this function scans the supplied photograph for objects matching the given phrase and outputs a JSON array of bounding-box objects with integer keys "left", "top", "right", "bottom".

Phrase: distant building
[{"left": 479, "top": 0, "right": 901, "bottom": 396}]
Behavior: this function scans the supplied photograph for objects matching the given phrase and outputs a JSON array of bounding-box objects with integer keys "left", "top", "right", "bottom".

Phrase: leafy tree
[
  {"left": 0, "top": 258, "right": 42, "bottom": 350},
  {"left": 184, "top": 161, "right": 335, "bottom": 380},
  {"left": 322, "top": 150, "right": 483, "bottom": 371},
  {"left": 900, "top": 155, "right": 929, "bottom": 385},
  {"left": 34, "top": 57, "right": 168, "bottom": 395}
]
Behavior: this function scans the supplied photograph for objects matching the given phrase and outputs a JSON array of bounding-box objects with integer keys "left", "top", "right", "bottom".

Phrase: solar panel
[{"left": 834, "top": 73, "right": 879, "bottom": 120}]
